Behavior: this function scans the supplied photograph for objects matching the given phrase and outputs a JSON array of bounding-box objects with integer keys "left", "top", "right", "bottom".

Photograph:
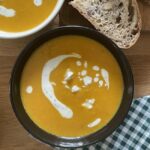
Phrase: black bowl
[{"left": 10, "top": 26, "right": 134, "bottom": 148}]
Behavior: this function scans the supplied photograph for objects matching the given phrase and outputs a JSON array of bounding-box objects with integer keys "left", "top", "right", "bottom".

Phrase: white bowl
[{"left": 0, "top": 0, "right": 64, "bottom": 39}]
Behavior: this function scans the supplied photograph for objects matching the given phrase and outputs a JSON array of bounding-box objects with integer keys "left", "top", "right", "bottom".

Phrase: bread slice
[{"left": 69, "top": 0, "right": 142, "bottom": 49}]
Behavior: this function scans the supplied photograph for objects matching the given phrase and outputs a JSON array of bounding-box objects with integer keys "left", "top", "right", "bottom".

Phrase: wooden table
[
  {"left": 0, "top": 1, "right": 150, "bottom": 150},
  {"left": 0, "top": 19, "right": 59, "bottom": 150}
]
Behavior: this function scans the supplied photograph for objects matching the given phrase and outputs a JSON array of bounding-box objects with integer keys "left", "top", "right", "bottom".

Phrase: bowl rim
[
  {"left": 10, "top": 26, "right": 134, "bottom": 148},
  {"left": 0, "top": 0, "right": 64, "bottom": 39}
]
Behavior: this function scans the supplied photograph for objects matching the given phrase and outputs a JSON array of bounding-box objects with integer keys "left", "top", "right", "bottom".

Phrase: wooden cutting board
[{"left": 60, "top": 0, "right": 150, "bottom": 31}]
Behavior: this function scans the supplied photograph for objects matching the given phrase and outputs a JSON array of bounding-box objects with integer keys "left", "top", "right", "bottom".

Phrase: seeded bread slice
[{"left": 69, "top": 0, "right": 142, "bottom": 49}]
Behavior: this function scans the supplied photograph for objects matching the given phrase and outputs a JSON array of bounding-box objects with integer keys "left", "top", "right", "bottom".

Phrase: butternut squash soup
[
  {"left": 20, "top": 35, "right": 124, "bottom": 137},
  {"left": 0, "top": 0, "right": 57, "bottom": 32}
]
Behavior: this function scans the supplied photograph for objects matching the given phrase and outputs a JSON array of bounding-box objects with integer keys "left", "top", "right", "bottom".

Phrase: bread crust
[
  {"left": 70, "top": 0, "right": 142, "bottom": 49},
  {"left": 130, "top": 0, "right": 142, "bottom": 48}
]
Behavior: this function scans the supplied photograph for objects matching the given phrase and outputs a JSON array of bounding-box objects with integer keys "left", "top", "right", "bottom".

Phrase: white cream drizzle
[
  {"left": 64, "top": 68, "right": 74, "bottom": 81},
  {"left": 92, "top": 66, "right": 100, "bottom": 71},
  {"left": 76, "top": 60, "right": 82, "bottom": 66},
  {"left": 65, "top": 85, "right": 70, "bottom": 89},
  {"left": 62, "top": 80, "right": 67, "bottom": 85},
  {"left": 101, "top": 68, "right": 109, "bottom": 89},
  {"left": 0, "top": 5, "right": 16, "bottom": 17},
  {"left": 82, "top": 98, "right": 95, "bottom": 109},
  {"left": 87, "top": 118, "right": 101, "bottom": 128},
  {"left": 94, "top": 77, "right": 99, "bottom": 83},
  {"left": 83, "top": 76, "right": 93, "bottom": 86},
  {"left": 71, "top": 85, "right": 80, "bottom": 93},
  {"left": 98, "top": 80, "right": 103, "bottom": 87},
  {"left": 51, "top": 82, "right": 56, "bottom": 86},
  {"left": 33, "top": 0, "right": 43, "bottom": 7},
  {"left": 81, "top": 70, "right": 87, "bottom": 76},
  {"left": 84, "top": 61, "right": 88, "bottom": 68},
  {"left": 42, "top": 53, "right": 81, "bottom": 119},
  {"left": 26, "top": 86, "right": 33, "bottom": 94}
]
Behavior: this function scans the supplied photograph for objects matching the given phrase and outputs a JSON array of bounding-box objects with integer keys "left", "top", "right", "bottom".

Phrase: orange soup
[
  {"left": 0, "top": 0, "right": 57, "bottom": 32},
  {"left": 20, "top": 35, "right": 124, "bottom": 137}
]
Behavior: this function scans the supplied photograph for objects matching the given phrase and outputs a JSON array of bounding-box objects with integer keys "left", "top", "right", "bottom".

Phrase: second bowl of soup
[
  {"left": 10, "top": 26, "right": 134, "bottom": 148},
  {"left": 0, "top": 0, "right": 64, "bottom": 38}
]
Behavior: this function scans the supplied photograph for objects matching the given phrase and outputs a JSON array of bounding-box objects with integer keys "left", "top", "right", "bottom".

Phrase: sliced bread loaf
[{"left": 69, "top": 0, "right": 142, "bottom": 49}]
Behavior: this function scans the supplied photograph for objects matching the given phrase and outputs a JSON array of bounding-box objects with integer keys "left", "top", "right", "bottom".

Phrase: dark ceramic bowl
[{"left": 10, "top": 26, "right": 134, "bottom": 148}]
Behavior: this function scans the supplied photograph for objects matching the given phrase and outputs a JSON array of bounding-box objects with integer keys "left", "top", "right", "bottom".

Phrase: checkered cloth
[{"left": 55, "top": 96, "right": 150, "bottom": 150}]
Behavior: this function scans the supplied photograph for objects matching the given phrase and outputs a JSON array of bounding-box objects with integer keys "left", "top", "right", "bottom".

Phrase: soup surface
[
  {"left": 20, "top": 35, "right": 124, "bottom": 137},
  {"left": 0, "top": 0, "right": 57, "bottom": 32}
]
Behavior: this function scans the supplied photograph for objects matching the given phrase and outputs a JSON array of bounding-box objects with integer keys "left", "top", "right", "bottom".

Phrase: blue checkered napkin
[
  {"left": 85, "top": 96, "right": 150, "bottom": 150},
  {"left": 55, "top": 96, "right": 150, "bottom": 150}
]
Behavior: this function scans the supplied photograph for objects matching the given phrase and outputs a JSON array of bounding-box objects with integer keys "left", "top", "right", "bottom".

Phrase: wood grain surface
[{"left": 0, "top": 1, "right": 150, "bottom": 150}]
